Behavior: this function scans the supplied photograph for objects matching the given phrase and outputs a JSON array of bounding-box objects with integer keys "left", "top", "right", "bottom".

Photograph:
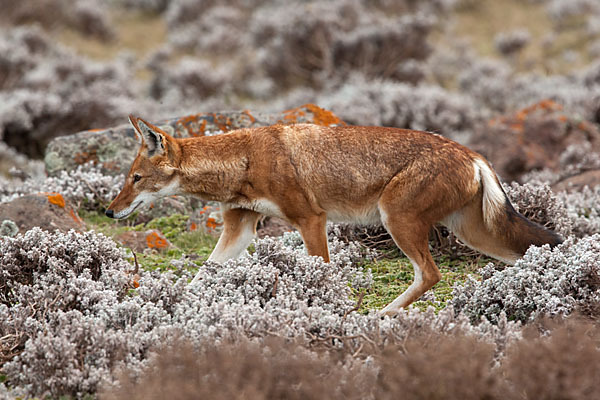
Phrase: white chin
[{"left": 114, "top": 200, "right": 144, "bottom": 219}]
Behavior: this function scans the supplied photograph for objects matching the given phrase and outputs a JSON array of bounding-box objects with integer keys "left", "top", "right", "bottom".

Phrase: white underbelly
[
  {"left": 233, "top": 198, "right": 286, "bottom": 218},
  {"left": 231, "top": 198, "right": 382, "bottom": 226},
  {"left": 326, "top": 207, "right": 382, "bottom": 225}
]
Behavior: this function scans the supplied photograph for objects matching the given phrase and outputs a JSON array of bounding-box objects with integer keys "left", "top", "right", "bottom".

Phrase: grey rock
[
  {"left": 45, "top": 105, "right": 345, "bottom": 177},
  {"left": 0, "top": 193, "right": 86, "bottom": 234}
]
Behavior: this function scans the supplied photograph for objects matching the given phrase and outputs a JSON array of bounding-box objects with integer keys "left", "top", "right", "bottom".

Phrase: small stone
[{"left": 0, "top": 219, "right": 19, "bottom": 237}]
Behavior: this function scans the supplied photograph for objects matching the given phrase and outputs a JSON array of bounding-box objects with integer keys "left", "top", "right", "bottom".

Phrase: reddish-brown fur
[{"left": 107, "top": 116, "right": 562, "bottom": 315}]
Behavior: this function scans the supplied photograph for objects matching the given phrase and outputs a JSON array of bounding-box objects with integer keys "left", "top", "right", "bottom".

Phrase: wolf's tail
[{"left": 448, "top": 158, "right": 563, "bottom": 264}]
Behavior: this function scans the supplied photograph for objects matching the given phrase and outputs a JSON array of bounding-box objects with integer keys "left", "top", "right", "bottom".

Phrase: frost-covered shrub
[
  {"left": 113, "top": 0, "right": 169, "bottom": 13},
  {"left": 458, "top": 59, "right": 514, "bottom": 113},
  {"left": 0, "top": 225, "right": 529, "bottom": 398},
  {"left": 546, "top": 0, "right": 600, "bottom": 26},
  {"left": 256, "top": 2, "right": 435, "bottom": 88},
  {"left": 458, "top": 58, "right": 599, "bottom": 119},
  {"left": 250, "top": 0, "right": 359, "bottom": 89},
  {"left": 510, "top": 74, "right": 599, "bottom": 121},
  {"left": 582, "top": 58, "right": 600, "bottom": 87},
  {"left": 0, "top": 227, "right": 371, "bottom": 397},
  {"left": 69, "top": 0, "right": 115, "bottom": 40},
  {"left": 166, "top": 5, "right": 249, "bottom": 53},
  {"left": 518, "top": 147, "right": 600, "bottom": 237},
  {"left": 501, "top": 319, "right": 600, "bottom": 400},
  {"left": 0, "top": 228, "right": 131, "bottom": 305},
  {"left": 0, "top": 0, "right": 114, "bottom": 40},
  {"left": 453, "top": 235, "right": 600, "bottom": 324},
  {"left": 0, "top": 229, "right": 175, "bottom": 397},
  {"left": 0, "top": 26, "right": 155, "bottom": 157},
  {"left": 503, "top": 181, "right": 573, "bottom": 237},
  {"left": 494, "top": 29, "right": 531, "bottom": 56},
  {"left": 98, "top": 318, "right": 600, "bottom": 400},
  {"left": 557, "top": 187, "right": 600, "bottom": 237},
  {"left": 318, "top": 74, "right": 481, "bottom": 140},
  {"left": 331, "top": 15, "right": 433, "bottom": 82},
  {"left": 0, "top": 162, "right": 124, "bottom": 208},
  {"left": 0, "top": 228, "right": 135, "bottom": 396},
  {"left": 104, "top": 338, "right": 373, "bottom": 400},
  {"left": 0, "top": 141, "right": 44, "bottom": 178},
  {"left": 149, "top": 57, "right": 232, "bottom": 101},
  {"left": 427, "top": 40, "right": 475, "bottom": 87}
]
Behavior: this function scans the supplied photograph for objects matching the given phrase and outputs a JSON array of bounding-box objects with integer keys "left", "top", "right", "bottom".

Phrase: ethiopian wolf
[{"left": 106, "top": 116, "right": 562, "bottom": 316}]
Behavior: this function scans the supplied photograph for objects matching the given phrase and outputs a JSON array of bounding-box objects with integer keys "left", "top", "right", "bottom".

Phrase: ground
[{"left": 80, "top": 208, "right": 486, "bottom": 313}]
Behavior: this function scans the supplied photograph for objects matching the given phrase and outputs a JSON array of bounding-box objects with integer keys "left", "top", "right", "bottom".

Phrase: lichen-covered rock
[
  {"left": 472, "top": 100, "right": 600, "bottom": 182},
  {"left": 44, "top": 105, "right": 345, "bottom": 176},
  {"left": 115, "top": 229, "right": 171, "bottom": 253},
  {"left": 186, "top": 203, "right": 223, "bottom": 235},
  {"left": 0, "top": 192, "right": 85, "bottom": 234},
  {"left": 552, "top": 170, "right": 600, "bottom": 193}
]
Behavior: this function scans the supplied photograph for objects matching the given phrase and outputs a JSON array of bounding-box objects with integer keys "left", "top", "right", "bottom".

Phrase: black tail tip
[
  {"left": 544, "top": 228, "right": 564, "bottom": 249},
  {"left": 105, "top": 209, "right": 114, "bottom": 219}
]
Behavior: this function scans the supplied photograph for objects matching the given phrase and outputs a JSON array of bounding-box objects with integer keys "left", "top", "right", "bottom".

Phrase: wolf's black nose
[{"left": 105, "top": 209, "right": 114, "bottom": 218}]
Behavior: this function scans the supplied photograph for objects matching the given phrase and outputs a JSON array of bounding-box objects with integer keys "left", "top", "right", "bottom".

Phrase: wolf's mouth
[{"left": 116, "top": 200, "right": 143, "bottom": 219}]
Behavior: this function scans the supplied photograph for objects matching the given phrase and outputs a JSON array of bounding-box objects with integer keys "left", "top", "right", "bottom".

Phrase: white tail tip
[{"left": 473, "top": 158, "right": 505, "bottom": 231}]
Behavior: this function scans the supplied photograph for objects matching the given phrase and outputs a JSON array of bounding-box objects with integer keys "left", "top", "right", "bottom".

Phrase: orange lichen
[
  {"left": 206, "top": 217, "right": 221, "bottom": 230},
  {"left": 197, "top": 120, "right": 207, "bottom": 136},
  {"left": 212, "top": 113, "right": 234, "bottom": 132},
  {"left": 538, "top": 99, "right": 562, "bottom": 110},
  {"left": 69, "top": 209, "right": 84, "bottom": 224},
  {"left": 177, "top": 114, "right": 208, "bottom": 137},
  {"left": 74, "top": 150, "right": 99, "bottom": 165},
  {"left": 177, "top": 114, "right": 201, "bottom": 126},
  {"left": 509, "top": 123, "right": 524, "bottom": 133},
  {"left": 243, "top": 110, "right": 257, "bottom": 123},
  {"left": 305, "top": 103, "right": 346, "bottom": 126},
  {"left": 488, "top": 99, "right": 566, "bottom": 130},
  {"left": 101, "top": 161, "right": 119, "bottom": 172},
  {"left": 146, "top": 232, "right": 168, "bottom": 249},
  {"left": 190, "top": 222, "right": 198, "bottom": 231},
  {"left": 47, "top": 193, "right": 65, "bottom": 208},
  {"left": 281, "top": 104, "right": 346, "bottom": 126}
]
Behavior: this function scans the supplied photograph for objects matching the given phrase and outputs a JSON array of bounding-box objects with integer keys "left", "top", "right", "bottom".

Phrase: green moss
[
  {"left": 137, "top": 214, "right": 190, "bottom": 240},
  {"left": 357, "top": 255, "right": 486, "bottom": 313},
  {"left": 79, "top": 209, "right": 139, "bottom": 237},
  {"left": 80, "top": 210, "right": 217, "bottom": 275}
]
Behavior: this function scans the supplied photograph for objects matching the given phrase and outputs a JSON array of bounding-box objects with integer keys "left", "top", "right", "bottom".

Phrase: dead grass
[{"left": 102, "top": 317, "right": 600, "bottom": 400}]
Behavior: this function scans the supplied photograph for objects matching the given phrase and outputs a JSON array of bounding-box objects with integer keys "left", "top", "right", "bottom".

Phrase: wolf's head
[{"left": 105, "top": 115, "right": 181, "bottom": 219}]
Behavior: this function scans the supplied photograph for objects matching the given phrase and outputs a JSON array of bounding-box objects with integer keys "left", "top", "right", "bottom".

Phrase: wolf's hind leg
[{"left": 379, "top": 210, "right": 442, "bottom": 316}]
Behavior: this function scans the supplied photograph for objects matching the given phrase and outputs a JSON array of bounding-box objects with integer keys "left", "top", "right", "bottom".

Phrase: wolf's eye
[{"left": 133, "top": 174, "right": 142, "bottom": 183}]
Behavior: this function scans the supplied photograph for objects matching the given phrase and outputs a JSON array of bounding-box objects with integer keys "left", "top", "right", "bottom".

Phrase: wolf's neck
[{"left": 177, "top": 134, "right": 249, "bottom": 201}]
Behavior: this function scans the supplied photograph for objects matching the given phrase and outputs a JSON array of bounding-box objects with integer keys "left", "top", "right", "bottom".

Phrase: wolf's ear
[{"left": 129, "top": 115, "right": 166, "bottom": 156}]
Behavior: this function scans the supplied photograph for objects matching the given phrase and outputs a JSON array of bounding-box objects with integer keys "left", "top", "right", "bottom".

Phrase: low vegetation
[{"left": 2, "top": 0, "right": 600, "bottom": 398}]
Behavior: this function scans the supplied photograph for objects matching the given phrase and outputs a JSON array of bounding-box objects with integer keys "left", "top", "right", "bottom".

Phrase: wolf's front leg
[{"left": 191, "top": 206, "right": 261, "bottom": 284}]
